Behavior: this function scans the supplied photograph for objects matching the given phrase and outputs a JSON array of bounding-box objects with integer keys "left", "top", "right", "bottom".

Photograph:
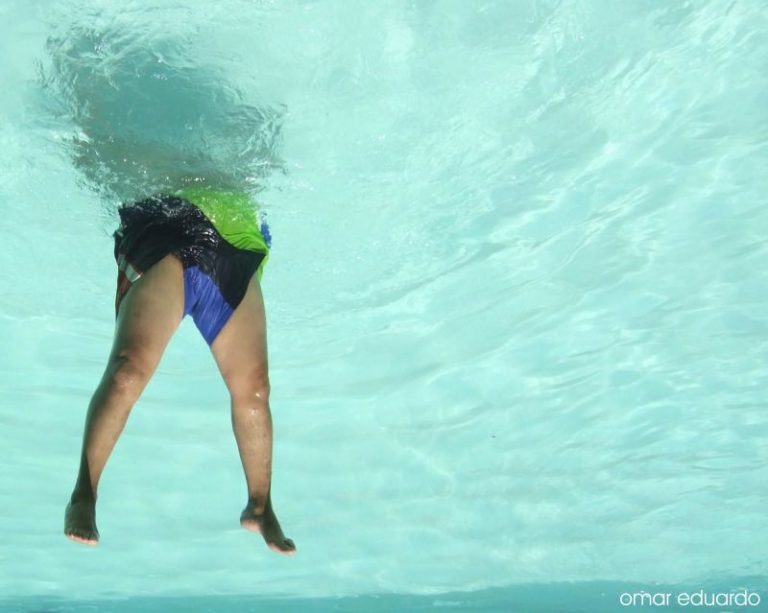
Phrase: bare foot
[
  {"left": 64, "top": 498, "right": 99, "bottom": 546},
  {"left": 240, "top": 499, "right": 296, "bottom": 556}
]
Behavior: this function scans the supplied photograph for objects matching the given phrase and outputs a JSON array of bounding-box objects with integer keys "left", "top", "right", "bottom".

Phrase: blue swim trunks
[{"left": 113, "top": 188, "right": 271, "bottom": 345}]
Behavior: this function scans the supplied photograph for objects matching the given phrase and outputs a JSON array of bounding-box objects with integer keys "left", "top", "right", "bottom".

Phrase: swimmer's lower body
[{"left": 64, "top": 192, "right": 295, "bottom": 556}]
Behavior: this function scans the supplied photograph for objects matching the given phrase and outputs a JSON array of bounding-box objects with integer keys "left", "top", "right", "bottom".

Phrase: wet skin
[{"left": 64, "top": 255, "right": 295, "bottom": 555}]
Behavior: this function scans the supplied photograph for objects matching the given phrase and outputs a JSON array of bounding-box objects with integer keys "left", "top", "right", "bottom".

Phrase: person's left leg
[
  {"left": 210, "top": 275, "right": 295, "bottom": 556},
  {"left": 65, "top": 254, "right": 185, "bottom": 545}
]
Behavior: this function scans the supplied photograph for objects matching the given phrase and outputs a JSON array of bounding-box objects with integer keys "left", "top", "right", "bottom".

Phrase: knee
[
  {"left": 105, "top": 352, "right": 153, "bottom": 397},
  {"left": 227, "top": 368, "right": 270, "bottom": 407}
]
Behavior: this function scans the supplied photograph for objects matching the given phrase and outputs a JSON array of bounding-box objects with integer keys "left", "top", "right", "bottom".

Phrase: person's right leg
[
  {"left": 65, "top": 254, "right": 185, "bottom": 545},
  {"left": 209, "top": 275, "right": 295, "bottom": 556}
]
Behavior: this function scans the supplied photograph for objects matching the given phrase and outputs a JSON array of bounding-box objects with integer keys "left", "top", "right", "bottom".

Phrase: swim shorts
[{"left": 113, "top": 186, "right": 271, "bottom": 345}]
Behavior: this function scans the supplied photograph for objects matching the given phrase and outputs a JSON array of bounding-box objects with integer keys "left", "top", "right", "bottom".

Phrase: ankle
[{"left": 246, "top": 496, "right": 268, "bottom": 515}]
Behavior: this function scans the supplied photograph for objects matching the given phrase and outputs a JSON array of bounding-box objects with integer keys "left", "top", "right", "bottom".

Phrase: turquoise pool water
[{"left": 1, "top": 0, "right": 767, "bottom": 611}]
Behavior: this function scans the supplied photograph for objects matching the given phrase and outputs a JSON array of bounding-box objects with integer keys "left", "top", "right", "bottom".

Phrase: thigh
[
  {"left": 111, "top": 254, "right": 185, "bottom": 367},
  {"left": 209, "top": 276, "right": 268, "bottom": 391}
]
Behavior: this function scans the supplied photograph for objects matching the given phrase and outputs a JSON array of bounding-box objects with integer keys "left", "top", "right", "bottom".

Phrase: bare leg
[
  {"left": 210, "top": 276, "right": 295, "bottom": 555},
  {"left": 65, "top": 255, "right": 184, "bottom": 545}
]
